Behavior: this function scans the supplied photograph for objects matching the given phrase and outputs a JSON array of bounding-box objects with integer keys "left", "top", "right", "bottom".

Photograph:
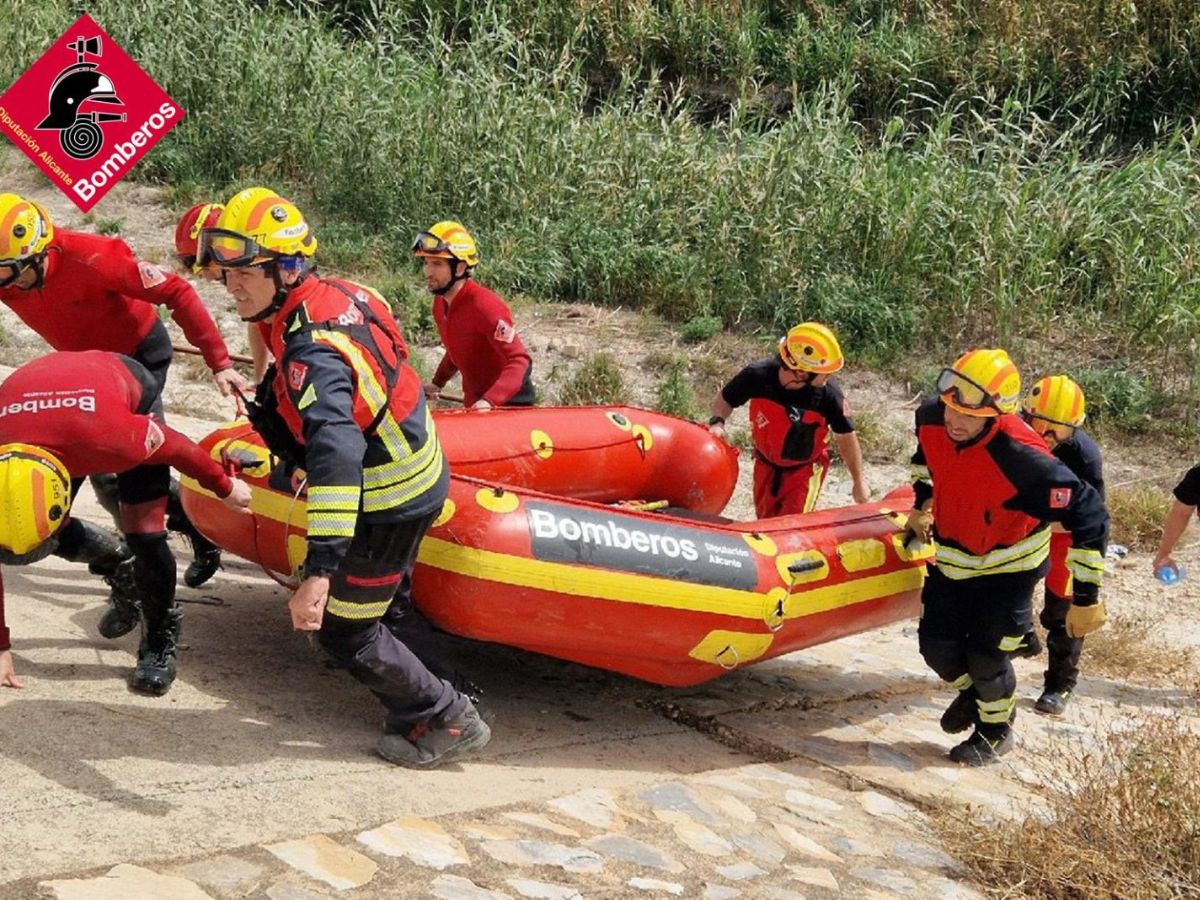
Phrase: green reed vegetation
[{"left": 6, "top": 0, "right": 1200, "bottom": 427}]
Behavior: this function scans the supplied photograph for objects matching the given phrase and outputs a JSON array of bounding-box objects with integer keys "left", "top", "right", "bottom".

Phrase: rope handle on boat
[
  {"left": 764, "top": 558, "right": 828, "bottom": 632},
  {"left": 714, "top": 644, "right": 741, "bottom": 670}
]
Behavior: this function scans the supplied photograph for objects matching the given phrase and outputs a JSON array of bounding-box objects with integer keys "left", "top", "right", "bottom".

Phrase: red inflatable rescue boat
[{"left": 181, "top": 407, "right": 928, "bottom": 686}]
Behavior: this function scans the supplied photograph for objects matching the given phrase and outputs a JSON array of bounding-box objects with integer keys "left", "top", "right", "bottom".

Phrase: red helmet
[{"left": 174, "top": 202, "right": 224, "bottom": 271}]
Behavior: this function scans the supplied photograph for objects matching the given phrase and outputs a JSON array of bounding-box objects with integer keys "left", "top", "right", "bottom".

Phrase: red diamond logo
[{"left": 0, "top": 14, "right": 184, "bottom": 212}]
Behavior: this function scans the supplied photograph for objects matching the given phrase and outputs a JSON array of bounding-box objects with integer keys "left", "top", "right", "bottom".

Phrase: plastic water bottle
[{"left": 1156, "top": 564, "right": 1185, "bottom": 586}]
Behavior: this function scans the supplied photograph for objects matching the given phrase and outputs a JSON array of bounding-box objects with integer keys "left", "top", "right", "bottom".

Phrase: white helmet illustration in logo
[{"left": 36, "top": 35, "right": 127, "bottom": 161}]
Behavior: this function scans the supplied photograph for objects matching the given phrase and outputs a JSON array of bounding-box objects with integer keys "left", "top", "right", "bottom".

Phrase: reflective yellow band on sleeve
[{"left": 325, "top": 596, "right": 392, "bottom": 620}]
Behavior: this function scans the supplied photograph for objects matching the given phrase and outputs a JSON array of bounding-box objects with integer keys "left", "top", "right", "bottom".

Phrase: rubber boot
[
  {"left": 1035, "top": 689, "right": 1071, "bottom": 716},
  {"left": 132, "top": 606, "right": 182, "bottom": 696},
  {"left": 949, "top": 725, "right": 1013, "bottom": 766},
  {"left": 940, "top": 688, "right": 978, "bottom": 734},
  {"left": 97, "top": 558, "right": 141, "bottom": 639},
  {"left": 167, "top": 479, "right": 222, "bottom": 587}
]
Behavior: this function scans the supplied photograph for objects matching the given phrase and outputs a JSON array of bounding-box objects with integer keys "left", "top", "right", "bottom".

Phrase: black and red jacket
[
  {"left": 268, "top": 275, "right": 449, "bottom": 575},
  {"left": 910, "top": 398, "right": 1108, "bottom": 599}
]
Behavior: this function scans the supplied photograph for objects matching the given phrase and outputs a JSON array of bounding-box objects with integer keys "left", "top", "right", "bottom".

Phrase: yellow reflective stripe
[
  {"left": 935, "top": 529, "right": 1051, "bottom": 579},
  {"left": 307, "top": 511, "right": 358, "bottom": 537},
  {"left": 801, "top": 463, "right": 825, "bottom": 514},
  {"left": 1066, "top": 547, "right": 1105, "bottom": 585},
  {"left": 977, "top": 695, "right": 1015, "bottom": 724},
  {"left": 310, "top": 329, "right": 388, "bottom": 415},
  {"left": 363, "top": 446, "right": 446, "bottom": 512},
  {"left": 326, "top": 596, "right": 391, "bottom": 620},
  {"left": 952, "top": 673, "right": 973, "bottom": 691},
  {"left": 308, "top": 485, "right": 361, "bottom": 507},
  {"left": 998, "top": 634, "right": 1026, "bottom": 652},
  {"left": 364, "top": 433, "right": 438, "bottom": 491}
]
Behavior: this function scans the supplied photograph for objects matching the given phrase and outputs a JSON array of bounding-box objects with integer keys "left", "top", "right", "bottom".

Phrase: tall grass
[{"left": 5, "top": 1, "right": 1200, "bottom": 426}]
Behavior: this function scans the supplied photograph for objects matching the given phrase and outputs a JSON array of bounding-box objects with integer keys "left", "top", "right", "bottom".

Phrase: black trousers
[
  {"left": 1041, "top": 589, "right": 1084, "bottom": 693},
  {"left": 918, "top": 565, "right": 1039, "bottom": 734},
  {"left": 318, "top": 510, "right": 464, "bottom": 729}
]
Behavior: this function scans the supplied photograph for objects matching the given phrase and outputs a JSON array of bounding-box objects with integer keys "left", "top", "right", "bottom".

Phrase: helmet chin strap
[
  {"left": 431, "top": 259, "right": 469, "bottom": 295},
  {"left": 240, "top": 259, "right": 310, "bottom": 322},
  {"left": 13, "top": 253, "right": 47, "bottom": 291}
]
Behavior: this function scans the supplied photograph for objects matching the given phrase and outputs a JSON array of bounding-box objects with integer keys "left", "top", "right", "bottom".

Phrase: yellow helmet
[
  {"left": 201, "top": 187, "right": 317, "bottom": 267},
  {"left": 412, "top": 220, "right": 480, "bottom": 268},
  {"left": 0, "top": 443, "right": 71, "bottom": 556},
  {"left": 1023, "top": 374, "right": 1085, "bottom": 443},
  {"left": 938, "top": 348, "right": 1020, "bottom": 417},
  {"left": 0, "top": 193, "right": 53, "bottom": 262},
  {"left": 0, "top": 194, "right": 54, "bottom": 288},
  {"left": 779, "top": 322, "right": 843, "bottom": 374}
]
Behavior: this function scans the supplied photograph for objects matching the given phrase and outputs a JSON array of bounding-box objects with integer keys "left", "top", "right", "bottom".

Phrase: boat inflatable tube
[{"left": 182, "top": 408, "right": 929, "bottom": 686}]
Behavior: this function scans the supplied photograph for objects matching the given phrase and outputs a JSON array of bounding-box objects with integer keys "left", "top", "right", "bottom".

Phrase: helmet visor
[
  {"left": 937, "top": 368, "right": 998, "bottom": 413},
  {"left": 200, "top": 228, "right": 272, "bottom": 268},
  {"left": 412, "top": 230, "right": 452, "bottom": 257},
  {"left": 1022, "top": 412, "right": 1075, "bottom": 444}
]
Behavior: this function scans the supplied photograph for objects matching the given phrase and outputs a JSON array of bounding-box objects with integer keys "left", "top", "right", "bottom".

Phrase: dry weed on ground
[
  {"left": 939, "top": 714, "right": 1200, "bottom": 898},
  {"left": 1086, "top": 617, "right": 1197, "bottom": 683}
]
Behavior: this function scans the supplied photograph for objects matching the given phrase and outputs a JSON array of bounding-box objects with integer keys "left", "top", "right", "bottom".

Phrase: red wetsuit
[
  {"left": 0, "top": 230, "right": 232, "bottom": 373},
  {"left": 0, "top": 351, "right": 231, "bottom": 495},
  {"left": 0, "top": 351, "right": 233, "bottom": 650},
  {"left": 431, "top": 279, "right": 534, "bottom": 407}
]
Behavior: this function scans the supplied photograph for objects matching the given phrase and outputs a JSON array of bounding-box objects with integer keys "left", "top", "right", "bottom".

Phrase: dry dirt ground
[{"left": 2, "top": 150, "right": 1199, "bottom": 897}]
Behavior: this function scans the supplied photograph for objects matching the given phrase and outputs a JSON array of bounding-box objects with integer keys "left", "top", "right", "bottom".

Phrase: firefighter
[
  {"left": 906, "top": 349, "right": 1108, "bottom": 765},
  {"left": 0, "top": 193, "right": 243, "bottom": 605},
  {"left": 1012, "top": 376, "right": 1104, "bottom": 716},
  {"left": 175, "top": 202, "right": 271, "bottom": 385},
  {"left": 201, "top": 189, "right": 490, "bottom": 768},
  {"left": 0, "top": 350, "right": 251, "bottom": 693},
  {"left": 1153, "top": 464, "right": 1200, "bottom": 579},
  {"left": 708, "top": 322, "right": 869, "bottom": 517},
  {"left": 413, "top": 221, "right": 535, "bottom": 409}
]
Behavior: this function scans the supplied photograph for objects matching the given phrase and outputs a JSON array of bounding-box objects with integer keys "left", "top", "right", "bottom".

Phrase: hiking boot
[
  {"left": 940, "top": 689, "right": 978, "bottom": 734},
  {"left": 1010, "top": 629, "right": 1043, "bottom": 659},
  {"left": 949, "top": 727, "right": 1013, "bottom": 766},
  {"left": 183, "top": 533, "right": 222, "bottom": 588},
  {"left": 1035, "top": 689, "right": 1071, "bottom": 716},
  {"left": 131, "top": 607, "right": 183, "bottom": 696},
  {"left": 377, "top": 703, "right": 492, "bottom": 769},
  {"left": 97, "top": 558, "right": 141, "bottom": 639}
]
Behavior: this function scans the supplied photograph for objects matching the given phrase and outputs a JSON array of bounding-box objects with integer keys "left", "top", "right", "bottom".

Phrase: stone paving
[
  {"left": 36, "top": 757, "right": 981, "bottom": 899},
  {"left": 24, "top": 603, "right": 1195, "bottom": 900}
]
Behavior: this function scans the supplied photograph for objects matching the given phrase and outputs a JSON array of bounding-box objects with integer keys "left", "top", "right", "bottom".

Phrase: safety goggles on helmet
[
  {"left": 412, "top": 231, "right": 453, "bottom": 257},
  {"left": 1021, "top": 412, "right": 1075, "bottom": 445},
  {"left": 199, "top": 228, "right": 276, "bottom": 268},
  {"left": 937, "top": 368, "right": 999, "bottom": 414}
]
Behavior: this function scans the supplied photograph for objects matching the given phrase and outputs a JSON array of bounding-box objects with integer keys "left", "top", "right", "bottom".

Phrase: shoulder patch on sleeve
[
  {"left": 1049, "top": 486, "right": 1072, "bottom": 509},
  {"left": 494, "top": 320, "right": 516, "bottom": 344},
  {"left": 288, "top": 361, "right": 309, "bottom": 391},
  {"left": 143, "top": 419, "right": 165, "bottom": 457},
  {"left": 842, "top": 397, "right": 852, "bottom": 417},
  {"left": 138, "top": 261, "right": 167, "bottom": 289}
]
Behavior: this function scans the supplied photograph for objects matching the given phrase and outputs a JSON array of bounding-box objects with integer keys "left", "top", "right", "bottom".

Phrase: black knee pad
[
  {"left": 964, "top": 649, "right": 1016, "bottom": 702},
  {"left": 54, "top": 517, "right": 130, "bottom": 572},
  {"left": 919, "top": 636, "right": 967, "bottom": 682}
]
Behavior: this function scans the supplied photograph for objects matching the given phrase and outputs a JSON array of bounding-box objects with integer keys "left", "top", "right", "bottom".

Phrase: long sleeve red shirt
[
  {"left": 432, "top": 279, "right": 533, "bottom": 406},
  {"left": 0, "top": 230, "right": 232, "bottom": 373}
]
